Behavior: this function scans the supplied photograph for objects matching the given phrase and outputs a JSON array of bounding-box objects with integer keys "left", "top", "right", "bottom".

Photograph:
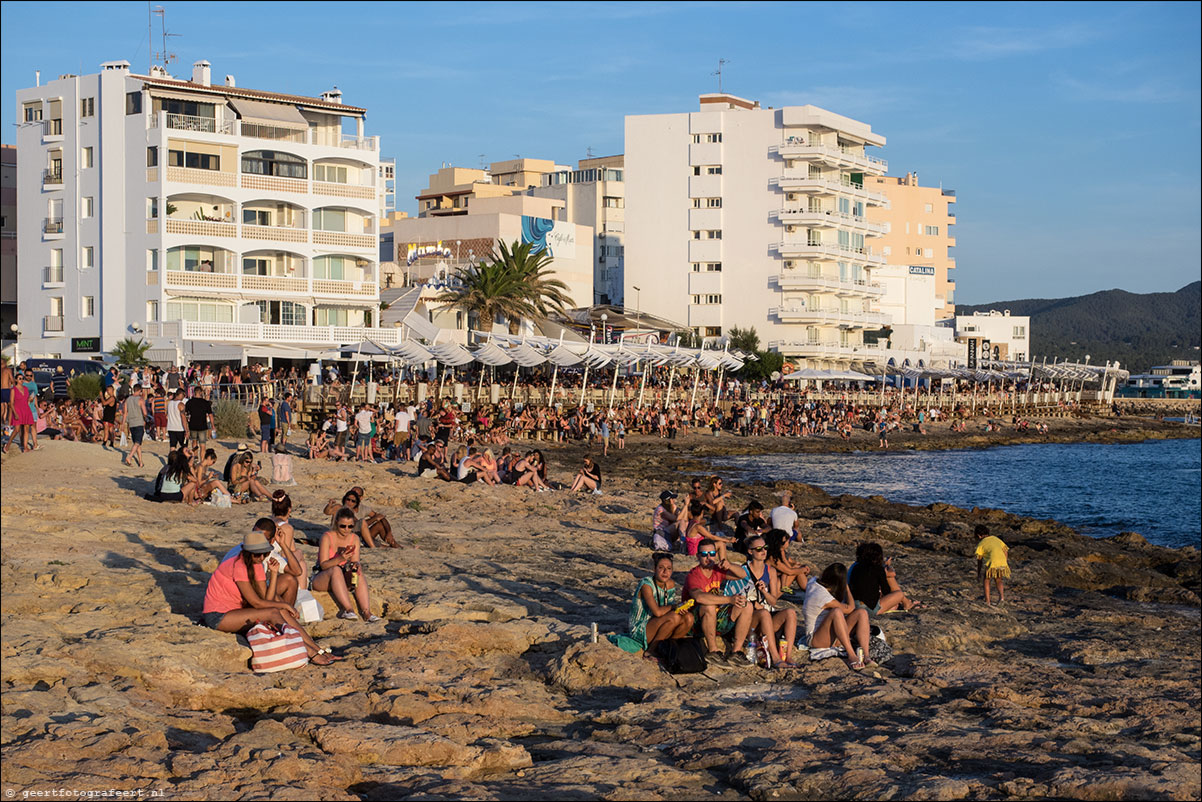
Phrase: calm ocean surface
[{"left": 714, "top": 438, "right": 1201, "bottom": 549}]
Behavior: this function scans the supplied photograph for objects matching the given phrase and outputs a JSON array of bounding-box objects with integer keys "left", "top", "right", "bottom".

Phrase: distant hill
[{"left": 957, "top": 282, "right": 1200, "bottom": 373}]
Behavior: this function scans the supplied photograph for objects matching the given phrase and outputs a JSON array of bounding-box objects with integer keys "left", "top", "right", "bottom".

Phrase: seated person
[
  {"left": 569, "top": 456, "right": 602, "bottom": 494},
  {"left": 185, "top": 448, "right": 228, "bottom": 505},
  {"left": 848, "top": 541, "right": 920, "bottom": 614},
  {"left": 201, "top": 525, "right": 334, "bottom": 665},
  {"left": 766, "top": 528, "right": 810, "bottom": 594},
  {"left": 651, "top": 490, "right": 680, "bottom": 552},
  {"left": 271, "top": 446, "right": 296, "bottom": 485},
  {"left": 734, "top": 500, "right": 769, "bottom": 555},
  {"left": 229, "top": 452, "right": 271, "bottom": 502},
  {"left": 628, "top": 552, "right": 694, "bottom": 655},
  {"left": 684, "top": 538, "right": 755, "bottom": 665},
  {"left": 513, "top": 450, "right": 550, "bottom": 491},
  {"left": 220, "top": 517, "right": 303, "bottom": 606},
  {"left": 417, "top": 440, "right": 454, "bottom": 481},
  {"left": 802, "top": 563, "right": 873, "bottom": 671},
  {"left": 682, "top": 500, "right": 735, "bottom": 559},
  {"left": 324, "top": 488, "right": 397, "bottom": 549},
  {"left": 740, "top": 535, "right": 800, "bottom": 666},
  {"left": 150, "top": 449, "right": 191, "bottom": 502},
  {"left": 702, "top": 476, "right": 735, "bottom": 525},
  {"left": 308, "top": 427, "right": 329, "bottom": 460},
  {"left": 312, "top": 506, "right": 380, "bottom": 622}
]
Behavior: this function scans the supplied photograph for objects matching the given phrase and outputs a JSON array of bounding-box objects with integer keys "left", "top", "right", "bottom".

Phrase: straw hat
[{"left": 241, "top": 529, "right": 273, "bottom": 554}]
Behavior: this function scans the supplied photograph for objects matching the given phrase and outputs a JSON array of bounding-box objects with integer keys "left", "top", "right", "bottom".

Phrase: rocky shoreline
[{"left": 1, "top": 420, "right": 1199, "bottom": 800}]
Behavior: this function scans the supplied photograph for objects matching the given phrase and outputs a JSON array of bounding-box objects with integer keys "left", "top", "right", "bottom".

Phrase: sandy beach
[{"left": 1, "top": 416, "right": 1199, "bottom": 800}]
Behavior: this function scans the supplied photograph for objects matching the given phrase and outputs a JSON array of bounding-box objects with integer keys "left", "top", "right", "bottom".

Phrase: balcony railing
[
  {"left": 174, "top": 320, "right": 396, "bottom": 346},
  {"left": 242, "top": 224, "right": 308, "bottom": 243},
  {"left": 43, "top": 315, "right": 64, "bottom": 333},
  {"left": 165, "top": 218, "right": 237, "bottom": 238},
  {"left": 166, "top": 166, "right": 237, "bottom": 187},
  {"left": 767, "top": 340, "right": 879, "bottom": 358},
  {"left": 163, "top": 113, "right": 234, "bottom": 134},
  {"left": 770, "top": 141, "right": 887, "bottom": 173},
  {"left": 777, "top": 273, "right": 885, "bottom": 295},
  {"left": 339, "top": 134, "right": 379, "bottom": 151},
  {"left": 43, "top": 168, "right": 63, "bottom": 185},
  {"left": 43, "top": 266, "right": 64, "bottom": 285},
  {"left": 772, "top": 172, "right": 890, "bottom": 206},
  {"left": 312, "top": 230, "right": 375, "bottom": 249},
  {"left": 775, "top": 241, "right": 887, "bottom": 264},
  {"left": 313, "top": 180, "right": 376, "bottom": 199},
  {"left": 43, "top": 219, "right": 64, "bottom": 235},
  {"left": 770, "top": 307, "right": 890, "bottom": 327},
  {"left": 241, "top": 122, "right": 307, "bottom": 143},
  {"left": 241, "top": 174, "right": 308, "bottom": 194},
  {"left": 773, "top": 208, "right": 887, "bottom": 234},
  {"left": 43, "top": 119, "right": 63, "bottom": 137},
  {"left": 163, "top": 270, "right": 377, "bottom": 299},
  {"left": 148, "top": 111, "right": 380, "bottom": 153}
]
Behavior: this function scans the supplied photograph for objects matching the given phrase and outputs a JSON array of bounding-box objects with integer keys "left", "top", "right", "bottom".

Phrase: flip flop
[
  {"left": 309, "top": 652, "right": 336, "bottom": 666},
  {"left": 848, "top": 660, "right": 865, "bottom": 671},
  {"left": 907, "top": 601, "right": 925, "bottom": 611}
]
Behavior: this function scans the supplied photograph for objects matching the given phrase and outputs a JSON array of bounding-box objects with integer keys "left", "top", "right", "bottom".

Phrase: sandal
[
  {"left": 315, "top": 647, "right": 343, "bottom": 662},
  {"left": 848, "top": 659, "right": 865, "bottom": 671},
  {"left": 309, "top": 651, "right": 335, "bottom": 666}
]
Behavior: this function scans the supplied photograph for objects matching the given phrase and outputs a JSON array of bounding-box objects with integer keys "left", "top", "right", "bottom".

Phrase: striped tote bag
[{"left": 246, "top": 623, "right": 309, "bottom": 673}]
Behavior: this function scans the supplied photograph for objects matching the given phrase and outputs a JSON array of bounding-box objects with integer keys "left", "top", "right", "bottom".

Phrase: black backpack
[{"left": 656, "top": 638, "right": 708, "bottom": 674}]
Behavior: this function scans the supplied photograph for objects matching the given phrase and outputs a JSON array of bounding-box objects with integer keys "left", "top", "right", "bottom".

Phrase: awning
[{"left": 228, "top": 97, "right": 308, "bottom": 129}]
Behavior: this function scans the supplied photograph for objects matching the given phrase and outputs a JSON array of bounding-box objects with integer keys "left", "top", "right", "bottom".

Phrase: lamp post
[
  {"left": 10, "top": 324, "right": 20, "bottom": 365},
  {"left": 632, "top": 286, "right": 641, "bottom": 340}
]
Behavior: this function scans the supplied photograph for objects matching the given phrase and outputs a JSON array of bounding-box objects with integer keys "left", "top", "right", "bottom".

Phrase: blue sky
[{"left": 3, "top": 1, "right": 1199, "bottom": 304}]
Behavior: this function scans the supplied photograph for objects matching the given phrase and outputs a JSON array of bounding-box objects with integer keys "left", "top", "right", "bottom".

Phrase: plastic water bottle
[{"left": 745, "top": 636, "right": 758, "bottom": 664}]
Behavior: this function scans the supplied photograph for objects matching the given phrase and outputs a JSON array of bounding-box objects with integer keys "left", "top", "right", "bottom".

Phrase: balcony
[
  {"left": 770, "top": 307, "right": 890, "bottom": 327},
  {"left": 166, "top": 166, "right": 237, "bottom": 188},
  {"left": 776, "top": 273, "right": 885, "bottom": 296},
  {"left": 242, "top": 224, "right": 308, "bottom": 244},
  {"left": 163, "top": 270, "right": 377, "bottom": 300},
  {"left": 43, "top": 119, "right": 64, "bottom": 140},
  {"left": 43, "top": 168, "right": 63, "bottom": 187},
  {"left": 312, "top": 230, "right": 375, "bottom": 249},
  {"left": 43, "top": 218, "right": 65, "bottom": 237},
  {"left": 769, "top": 141, "right": 887, "bottom": 174},
  {"left": 312, "top": 181, "right": 375, "bottom": 200},
  {"left": 164, "top": 218, "right": 237, "bottom": 238},
  {"left": 163, "top": 319, "right": 398, "bottom": 346},
  {"left": 241, "top": 122, "right": 306, "bottom": 143},
  {"left": 767, "top": 340, "right": 880, "bottom": 359},
  {"left": 241, "top": 174, "right": 307, "bottom": 194},
  {"left": 43, "top": 315, "right": 64, "bottom": 333},
  {"left": 772, "top": 208, "right": 886, "bottom": 235},
  {"left": 154, "top": 113, "right": 235, "bottom": 135},
  {"left": 338, "top": 134, "right": 379, "bottom": 151},
  {"left": 770, "top": 171, "right": 890, "bottom": 206},
  {"left": 43, "top": 266, "right": 64, "bottom": 286},
  {"left": 774, "top": 240, "right": 887, "bottom": 265}
]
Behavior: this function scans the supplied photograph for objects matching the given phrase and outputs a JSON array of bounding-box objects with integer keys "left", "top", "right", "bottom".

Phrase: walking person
[{"left": 120, "top": 384, "right": 149, "bottom": 468}]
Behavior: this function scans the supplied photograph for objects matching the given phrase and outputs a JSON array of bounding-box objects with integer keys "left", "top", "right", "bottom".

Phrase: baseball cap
[{"left": 660, "top": 490, "right": 678, "bottom": 502}]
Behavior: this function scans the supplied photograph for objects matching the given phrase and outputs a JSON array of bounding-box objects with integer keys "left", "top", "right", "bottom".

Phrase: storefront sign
[
  {"left": 908, "top": 265, "right": 936, "bottom": 275},
  {"left": 967, "top": 338, "right": 977, "bottom": 369},
  {"left": 71, "top": 336, "right": 100, "bottom": 353}
]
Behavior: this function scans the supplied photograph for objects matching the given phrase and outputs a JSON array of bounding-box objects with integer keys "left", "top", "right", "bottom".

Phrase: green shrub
[
  {"left": 68, "top": 373, "right": 102, "bottom": 401},
  {"left": 406, "top": 499, "right": 423, "bottom": 512},
  {"left": 213, "top": 399, "right": 249, "bottom": 439}
]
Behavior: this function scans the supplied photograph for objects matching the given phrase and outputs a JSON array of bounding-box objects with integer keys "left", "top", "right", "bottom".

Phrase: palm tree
[
  {"left": 437, "top": 240, "right": 573, "bottom": 337},
  {"left": 110, "top": 337, "right": 151, "bottom": 367},
  {"left": 727, "top": 326, "right": 761, "bottom": 354}
]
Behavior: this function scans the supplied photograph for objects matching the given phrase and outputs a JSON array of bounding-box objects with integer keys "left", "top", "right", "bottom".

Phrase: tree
[
  {"left": 726, "top": 325, "right": 784, "bottom": 381},
  {"left": 436, "top": 239, "right": 572, "bottom": 336},
  {"left": 727, "top": 326, "right": 761, "bottom": 355},
  {"left": 110, "top": 337, "right": 151, "bottom": 368}
]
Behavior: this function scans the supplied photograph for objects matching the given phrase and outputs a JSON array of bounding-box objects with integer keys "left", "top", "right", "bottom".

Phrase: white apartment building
[
  {"left": 625, "top": 94, "right": 890, "bottom": 366},
  {"left": 944, "top": 310, "right": 1032, "bottom": 362},
  {"left": 530, "top": 156, "right": 625, "bottom": 307},
  {"left": 15, "top": 59, "right": 385, "bottom": 362}
]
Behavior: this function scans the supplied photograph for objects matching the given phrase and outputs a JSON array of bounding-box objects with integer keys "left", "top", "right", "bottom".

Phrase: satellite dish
[{"left": 771, "top": 371, "right": 781, "bottom": 381}]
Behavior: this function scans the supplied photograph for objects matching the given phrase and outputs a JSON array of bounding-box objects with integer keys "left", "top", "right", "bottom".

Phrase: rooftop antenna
[
  {"left": 586, "top": 146, "right": 594, "bottom": 159},
  {"left": 149, "top": 4, "right": 179, "bottom": 72},
  {"left": 712, "top": 58, "right": 729, "bottom": 93},
  {"left": 478, "top": 153, "right": 487, "bottom": 169}
]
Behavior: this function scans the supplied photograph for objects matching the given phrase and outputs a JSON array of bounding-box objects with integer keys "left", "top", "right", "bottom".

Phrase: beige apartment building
[
  {"left": 865, "top": 172, "right": 956, "bottom": 318},
  {"left": 416, "top": 158, "right": 568, "bottom": 218}
]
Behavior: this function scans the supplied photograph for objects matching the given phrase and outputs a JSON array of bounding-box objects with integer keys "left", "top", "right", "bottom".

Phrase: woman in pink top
[
  {"left": 3, "top": 380, "right": 36, "bottom": 453},
  {"left": 202, "top": 525, "right": 335, "bottom": 665}
]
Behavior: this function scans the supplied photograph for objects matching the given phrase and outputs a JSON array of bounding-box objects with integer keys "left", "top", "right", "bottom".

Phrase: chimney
[
  {"left": 321, "top": 87, "right": 343, "bottom": 105},
  {"left": 224, "top": 74, "right": 236, "bottom": 87},
  {"left": 192, "top": 60, "right": 211, "bottom": 86}
]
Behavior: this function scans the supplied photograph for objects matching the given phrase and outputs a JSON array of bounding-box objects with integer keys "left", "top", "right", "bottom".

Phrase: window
[
  {"left": 603, "top": 196, "right": 623, "bottom": 208},
  {"left": 315, "top": 307, "right": 349, "bottom": 326},
  {"left": 163, "top": 300, "right": 234, "bottom": 323},
  {"left": 81, "top": 147, "right": 93, "bottom": 168},
  {"left": 147, "top": 301, "right": 159, "bottom": 323},
  {"left": 692, "top": 166, "right": 701, "bottom": 176},
  {"left": 704, "top": 326, "right": 722, "bottom": 337},
  {"left": 691, "top": 262, "right": 722, "bottom": 272},
  {"left": 313, "top": 255, "right": 352, "bottom": 279},
  {"left": 312, "top": 208, "right": 346, "bottom": 232},
  {"left": 50, "top": 248, "right": 63, "bottom": 268},
  {"left": 82, "top": 296, "right": 95, "bottom": 318},
  {"left": 924, "top": 248, "right": 933, "bottom": 257},
  {"left": 50, "top": 297, "right": 64, "bottom": 316},
  {"left": 1013, "top": 326, "right": 1027, "bottom": 339},
  {"left": 80, "top": 97, "right": 95, "bottom": 118},
  {"left": 691, "top": 294, "right": 722, "bottom": 305},
  {"left": 168, "top": 149, "right": 220, "bottom": 171},
  {"left": 243, "top": 208, "right": 271, "bottom": 226},
  {"left": 882, "top": 246, "right": 891, "bottom": 256},
  {"left": 252, "top": 300, "right": 307, "bottom": 326},
  {"left": 146, "top": 197, "right": 158, "bottom": 219},
  {"left": 151, "top": 97, "right": 215, "bottom": 119},
  {"left": 242, "top": 257, "right": 271, "bottom": 276},
  {"left": 147, "top": 249, "right": 159, "bottom": 272},
  {"left": 82, "top": 246, "right": 94, "bottom": 269},
  {"left": 924, "top": 225, "right": 939, "bottom": 236},
  {"left": 313, "top": 163, "right": 346, "bottom": 183},
  {"left": 23, "top": 102, "right": 43, "bottom": 122},
  {"left": 126, "top": 91, "right": 142, "bottom": 115},
  {"left": 82, "top": 197, "right": 94, "bottom": 218},
  {"left": 924, "top": 203, "right": 933, "bottom": 213},
  {"left": 692, "top": 133, "right": 722, "bottom": 143},
  {"left": 146, "top": 147, "right": 158, "bottom": 167},
  {"left": 243, "top": 150, "right": 307, "bottom": 179},
  {"left": 692, "top": 230, "right": 721, "bottom": 240},
  {"left": 706, "top": 165, "right": 722, "bottom": 175},
  {"left": 706, "top": 198, "right": 722, "bottom": 208}
]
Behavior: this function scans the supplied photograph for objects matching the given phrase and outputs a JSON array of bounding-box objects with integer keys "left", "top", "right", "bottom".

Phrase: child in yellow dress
[{"left": 974, "top": 524, "right": 1009, "bottom": 605}]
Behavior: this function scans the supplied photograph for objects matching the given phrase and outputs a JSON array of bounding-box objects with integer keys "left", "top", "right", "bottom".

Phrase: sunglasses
[
  {"left": 749, "top": 546, "right": 768, "bottom": 553},
  {"left": 698, "top": 550, "right": 717, "bottom": 557},
  {"left": 337, "top": 523, "right": 354, "bottom": 530}
]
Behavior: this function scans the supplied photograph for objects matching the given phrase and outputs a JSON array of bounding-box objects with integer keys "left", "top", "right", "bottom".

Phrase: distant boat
[{"left": 1117, "top": 361, "right": 1201, "bottom": 399}]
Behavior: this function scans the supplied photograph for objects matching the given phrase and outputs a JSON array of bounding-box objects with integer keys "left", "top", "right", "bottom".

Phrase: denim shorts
[
  {"left": 129, "top": 426, "right": 145, "bottom": 445},
  {"left": 356, "top": 433, "right": 371, "bottom": 448},
  {"left": 202, "top": 611, "right": 226, "bottom": 629}
]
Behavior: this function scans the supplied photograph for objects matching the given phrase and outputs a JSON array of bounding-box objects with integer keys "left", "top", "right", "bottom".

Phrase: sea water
[{"left": 715, "top": 438, "right": 1202, "bottom": 549}]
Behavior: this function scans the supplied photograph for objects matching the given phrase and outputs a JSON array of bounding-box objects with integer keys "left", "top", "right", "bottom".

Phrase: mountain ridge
[{"left": 956, "top": 282, "right": 1200, "bottom": 372}]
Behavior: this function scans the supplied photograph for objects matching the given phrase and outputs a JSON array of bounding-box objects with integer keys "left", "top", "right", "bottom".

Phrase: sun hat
[
  {"left": 241, "top": 529, "right": 273, "bottom": 554},
  {"left": 236, "top": 443, "right": 250, "bottom": 453}
]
